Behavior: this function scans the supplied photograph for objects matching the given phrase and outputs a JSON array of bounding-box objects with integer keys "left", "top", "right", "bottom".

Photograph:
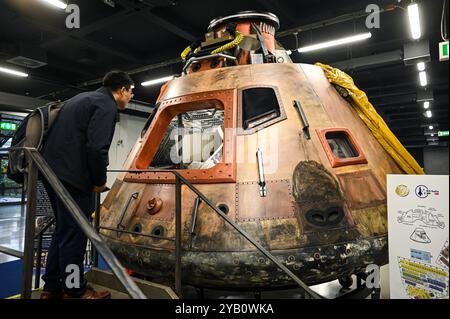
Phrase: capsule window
[
  {"left": 242, "top": 88, "right": 281, "bottom": 130},
  {"left": 326, "top": 132, "right": 359, "bottom": 159},
  {"left": 149, "top": 106, "right": 224, "bottom": 170},
  {"left": 317, "top": 128, "right": 368, "bottom": 168}
]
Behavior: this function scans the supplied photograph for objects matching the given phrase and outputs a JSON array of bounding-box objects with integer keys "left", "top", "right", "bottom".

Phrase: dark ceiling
[{"left": 0, "top": 0, "right": 448, "bottom": 150}]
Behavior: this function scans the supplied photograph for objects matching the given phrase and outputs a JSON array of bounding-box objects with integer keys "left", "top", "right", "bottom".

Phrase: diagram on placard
[
  {"left": 397, "top": 206, "right": 445, "bottom": 229},
  {"left": 436, "top": 240, "right": 449, "bottom": 269},
  {"left": 398, "top": 257, "right": 449, "bottom": 299},
  {"left": 410, "top": 227, "right": 432, "bottom": 244}
]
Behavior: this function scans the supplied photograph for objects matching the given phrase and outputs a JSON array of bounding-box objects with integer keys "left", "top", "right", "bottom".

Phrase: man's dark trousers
[{"left": 42, "top": 179, "right": 93, "bottom": 296}]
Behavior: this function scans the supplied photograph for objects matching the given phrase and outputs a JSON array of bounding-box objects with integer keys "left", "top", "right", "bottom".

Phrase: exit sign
[
  {"left": 438, "top": 131, "right": 449, "bottom": 137},
  {"left": 440, "top": 41, "right": 449, "bottom": 61},
  {"left": 0, "top": 122, "right": 17, "bottom": 131}
]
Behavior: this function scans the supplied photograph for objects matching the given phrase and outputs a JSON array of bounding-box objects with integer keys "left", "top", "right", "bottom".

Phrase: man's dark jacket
[{"left": 42, "top": 87, "right": 117, "bottom": 193}]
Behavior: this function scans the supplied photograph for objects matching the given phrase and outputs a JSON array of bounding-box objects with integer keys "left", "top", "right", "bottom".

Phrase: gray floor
[{"left": 0, "top": 204, "right": 25, "bottom": 263}]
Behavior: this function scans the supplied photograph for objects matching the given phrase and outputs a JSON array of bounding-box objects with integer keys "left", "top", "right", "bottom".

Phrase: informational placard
[{"left": 388, "top": 175, "right": 449, "bottom": 299}]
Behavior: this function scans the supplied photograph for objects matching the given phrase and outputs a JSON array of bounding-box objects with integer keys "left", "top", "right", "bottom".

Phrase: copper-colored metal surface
[
  {"left": 236, "top": 180, "right": 295, "bottom": 221},
  {"left": 101, "top": 19, "right": 404, "bottom": 289}
]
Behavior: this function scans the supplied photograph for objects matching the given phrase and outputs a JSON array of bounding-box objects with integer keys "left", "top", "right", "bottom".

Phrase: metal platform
[{"left": 85, "top": 268, "right": 179, "bottom": 299}]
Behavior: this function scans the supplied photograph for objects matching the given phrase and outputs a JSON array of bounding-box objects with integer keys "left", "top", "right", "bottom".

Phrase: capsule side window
[
  {"left": 316, "top": 128, "right": 368, "bottom": 168},
  {"left": 238, "top": 86, "right": 287, "bottom": 135}
]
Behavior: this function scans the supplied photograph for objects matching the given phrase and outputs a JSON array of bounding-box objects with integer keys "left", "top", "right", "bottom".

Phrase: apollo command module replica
[{"left": 98, "top": 11, "right": 423, "bottom": 293}]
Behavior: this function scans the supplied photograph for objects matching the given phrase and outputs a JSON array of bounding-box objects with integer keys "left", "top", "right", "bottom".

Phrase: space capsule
[{"left": 99, "top": 11, "right": 422, "bottom": 291}]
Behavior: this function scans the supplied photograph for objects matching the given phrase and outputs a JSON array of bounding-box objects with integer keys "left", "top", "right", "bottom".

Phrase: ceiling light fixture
[
  {"left": 419, "top": 71, "right": 428, "bottom": 87},
  {"left": 297, "top": 32, "right": 372, "bottom": 53},
  {"left": 0, "top": 66, "right": 29, "bottom": 78},
  {"left": 39, "top": 0, "right": 68, "bottom": 9},
  {"left": 425, "top": 110, "right": 432, "bottom": 118},
  {"left": 423, "top": 101, "right": 430, "bottom": 109},
  {"left": 408, "top": 3, "right": 421, "bottom": 39},
  {"left": 417, "top": 62, "right": 426, "bottom": 71},
  {"left": 141, "top": 75, "right": 174, "bottom": 87},
  {"left": 429, "top": 126, "right": 434, "bottom": 130}
]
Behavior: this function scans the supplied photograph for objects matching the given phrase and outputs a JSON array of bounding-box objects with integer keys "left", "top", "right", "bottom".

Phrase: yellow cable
[
  {"left": 316, "top": 62, "right": 425, "bottom": 175},
  {"left": 211, "top": 31, "right": 244, "bottom": 55},
  {"left": 181, "top": 46, "right": 192, "bottom": 62}
]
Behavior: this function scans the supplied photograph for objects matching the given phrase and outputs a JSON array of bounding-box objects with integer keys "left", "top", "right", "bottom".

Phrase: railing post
[
  {"left": 21, "top": 160, "right": 38, "bottom": 299},
  {"left": 21, "top": 182, "right": 26, "bottom": 204},
  {"left": 93, "top": 192, "right": 101, "bottom": 267},
  {"left": 175, "top": 175, "right": 182, "bottom": 297},
  {"left": 34, "top": 233, "right": 43, "bottom": 289}
]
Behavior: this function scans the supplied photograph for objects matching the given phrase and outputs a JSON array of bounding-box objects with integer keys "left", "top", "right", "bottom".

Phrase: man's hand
[{"left": 93, "top": 185, "right": 107, "bottom": 193}]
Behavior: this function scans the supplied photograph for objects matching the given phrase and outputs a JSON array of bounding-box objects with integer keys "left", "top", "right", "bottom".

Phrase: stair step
[
  {"left": 29, "top": 284, "right": 128, "bottom": 299},
  {"left": 85, "top": 267, "right": 179, "bottom": 299}
]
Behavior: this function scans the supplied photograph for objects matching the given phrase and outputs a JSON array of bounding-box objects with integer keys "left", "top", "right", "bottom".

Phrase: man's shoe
[
  {"left": 63, "top": 286, "right": 111, "bottom": 299},
  {"left": 40, "top": 291, "right": 63, "bottom": 299}
]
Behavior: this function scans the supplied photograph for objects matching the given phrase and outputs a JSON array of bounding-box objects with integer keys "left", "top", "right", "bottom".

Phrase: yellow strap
[
  {"left": 315, "top": 62, "right": 425, "bottom": 175},
  {"left": 211, "top": 31, "right": 244, "bottom": 55},
  {"left": 181, "top": 46, "right": 192, "bottom": 62}
]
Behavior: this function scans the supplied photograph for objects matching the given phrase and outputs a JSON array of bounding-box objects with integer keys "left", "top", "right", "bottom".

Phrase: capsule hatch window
[
  {"left": 317, "top": 128, "right": 368, "bottom": 168},
  {"left": 149, "top": 108, "right": 225, "bottom": 170}
]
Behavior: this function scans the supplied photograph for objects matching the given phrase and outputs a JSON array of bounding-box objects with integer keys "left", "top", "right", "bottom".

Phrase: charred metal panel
[{"left": 105, "top": 235, "right": 388, "bottom": 289}]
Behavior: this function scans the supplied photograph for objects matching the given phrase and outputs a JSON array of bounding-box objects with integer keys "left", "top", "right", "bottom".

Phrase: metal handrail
[
  {"left": 0, "top": 147, "right": 146, "bottom": 299},
  {"left": 107, "top": 169, "right": 323, "bottom": 299},
  {"left": 182, "top": 53, "right": 237, "bottom": 74}
]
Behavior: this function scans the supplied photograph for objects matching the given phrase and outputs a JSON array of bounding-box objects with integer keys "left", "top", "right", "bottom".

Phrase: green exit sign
[
  {"left": 440, "top": 41, "right": 449, "bottom": 61},
  {"left": 438, "top": 131, "right": 449, "bottom": 137},
  {"left": 0, "top": 122, "right": 17, "bottom": 131}
]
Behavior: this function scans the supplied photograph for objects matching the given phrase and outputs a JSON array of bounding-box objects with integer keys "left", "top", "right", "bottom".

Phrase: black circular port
[
  {"left": 132, "top": 223, "right": 142, "bottom": 236},
  {"left": 151, "top": 225, "right": 165, "bottom": 239},
  {"left": 306, "top": 207, "right": 344, "bottom": 227},
  {"left": 217, "top": 204, "right": 229, "bottom": 215},
  {"left": 306, "top": 210, "right": 326, "bottom": 226},
  {"left": 210, "top": 59, "right": 219, "bottom": 68},
  {"left": 192, "top": 63, "right": 202, "bottom": 72},
  {"left": 324, "top": 207, "right": 345, "bottom": 225}
]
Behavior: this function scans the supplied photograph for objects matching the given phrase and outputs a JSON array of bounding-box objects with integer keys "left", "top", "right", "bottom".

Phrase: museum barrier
[{"left": 0, "top": 147, "right": 146, "bottom": 299}]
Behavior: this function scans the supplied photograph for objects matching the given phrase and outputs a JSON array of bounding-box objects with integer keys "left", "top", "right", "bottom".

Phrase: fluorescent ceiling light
[
  {"left": 141, "top": 75, "right": 174, "bottom": 87},
  {"left": 297, "top": 32, "right": 372, "bottom": 53},
  {"left": 417, "top": 62, "right": 425, "bottom": 71},
  {"left": 419, "top": 71, "right": 427, "bottom": 87},
  {"left": 429, "top": 126, "right": 434, "bottom": 130},
  {"left": 431, "top": 134, "right": 434, "bottom": 137},
  {"left": 426, "top": 110, "right": 432, "bottom": 118},
  {"left": 39, "top": 0, "right": 68, "bottom": 9},
  {"left": 408, "top": 3, "right": 421, "bottom": 39},
  {"left": 0, "top": 66, "right": 29, "bottom": 78},
  {"left": 424, "top": 101, "right": 430, "bottom": 109}
]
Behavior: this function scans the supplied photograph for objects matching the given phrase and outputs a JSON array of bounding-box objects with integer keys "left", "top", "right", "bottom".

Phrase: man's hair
[{"left": 102, "top": 71, "right": 134, "bottom": 91}]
